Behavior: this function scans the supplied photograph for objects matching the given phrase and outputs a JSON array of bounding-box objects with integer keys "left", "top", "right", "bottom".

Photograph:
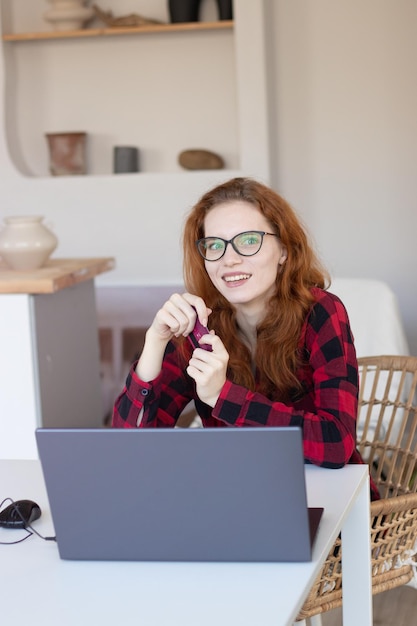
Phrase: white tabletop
[{"left": 0, "top": 461, "right": 371, "bottom": 626}]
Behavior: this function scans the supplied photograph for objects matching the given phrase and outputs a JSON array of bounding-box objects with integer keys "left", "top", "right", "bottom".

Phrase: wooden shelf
[
  {"left": 0, "top": 257, "right": 116, "bottom": 294},
  {"left": 2, "top": 20, "right": 233, "bottom": 42}
]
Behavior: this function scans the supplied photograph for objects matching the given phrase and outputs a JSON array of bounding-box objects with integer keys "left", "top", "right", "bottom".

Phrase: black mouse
[{"left": 0, "top": 499, "right": 42, "bottom": 529}]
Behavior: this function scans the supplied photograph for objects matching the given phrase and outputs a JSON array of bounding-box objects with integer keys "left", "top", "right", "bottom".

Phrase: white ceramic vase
[
  {"left": 44, "top": 1, "right": 94, "bottom": 31},
  {"left": 0, "top": 216, "right": 58, "bottom": 271}
]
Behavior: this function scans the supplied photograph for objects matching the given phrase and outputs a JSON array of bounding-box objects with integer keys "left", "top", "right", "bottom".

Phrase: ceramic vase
[
  {"left": 45, "top": 132, "right": 87, "bottom": 176},
  {"left": 0, "top": 216, "right": 58, "bottom": 271},
  {"left": 168, "top": 0, "right": 232, "bottom": 24},
  {"left": 168, "top": 0, "right": 201, "bottom": 23},
  {"left": 44, "top": 1, "right": 94, "bottom": 31},
  {"left": 216, "top": 0, "right": 233, "bottom": 20}
]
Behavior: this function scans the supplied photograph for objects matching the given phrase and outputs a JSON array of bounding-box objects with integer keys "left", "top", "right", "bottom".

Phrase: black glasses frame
[{"left": 195, "top": 230, "right": 279, "bottom": 261}]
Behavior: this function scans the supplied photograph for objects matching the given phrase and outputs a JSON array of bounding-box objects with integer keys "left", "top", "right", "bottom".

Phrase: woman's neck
[{"left": 235, "top": 309, "right": 261, "bottom": 355}]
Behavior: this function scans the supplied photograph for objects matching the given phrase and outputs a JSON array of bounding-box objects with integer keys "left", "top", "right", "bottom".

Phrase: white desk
[{"left": 0, "top": 461, "right": 372, "bottom": 626}]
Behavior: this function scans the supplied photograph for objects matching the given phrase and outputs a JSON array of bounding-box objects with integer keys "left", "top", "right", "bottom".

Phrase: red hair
[{"left": 183, "top": 177, "right": 330, "bottom": 398}]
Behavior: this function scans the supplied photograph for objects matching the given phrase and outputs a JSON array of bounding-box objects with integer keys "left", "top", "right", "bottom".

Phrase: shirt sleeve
[
  {"left": 112, "top": 341, "right": 195, "bottom": 428},
  {"left": 212, "top": 292, "right": 359, "bottom": 469}
]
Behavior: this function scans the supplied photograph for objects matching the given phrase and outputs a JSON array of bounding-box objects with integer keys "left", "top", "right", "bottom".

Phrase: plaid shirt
[{"left": 113, "top": 288, "right": 379, "bottom": 500}]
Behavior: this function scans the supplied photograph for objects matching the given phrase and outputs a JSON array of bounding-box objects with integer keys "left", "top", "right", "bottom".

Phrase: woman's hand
[
  {"left": 186, "top": 334, "right": 229, "bottom": 408},
  {"left": 148, "top": 292, "right": 211, "bottom": 343},
  {"left": 136, "top": 293, "right": 211, "bottom": 382}
]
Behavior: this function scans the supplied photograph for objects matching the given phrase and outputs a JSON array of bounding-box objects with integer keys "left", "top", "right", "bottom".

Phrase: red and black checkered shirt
[{"left": 113, "top": 288, "right": 379, "bottom": 500}]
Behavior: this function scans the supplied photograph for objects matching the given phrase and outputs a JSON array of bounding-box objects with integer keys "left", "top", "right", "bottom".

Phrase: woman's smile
[{"left": 222, "top": 272, "right": 252, "bottom": 285}]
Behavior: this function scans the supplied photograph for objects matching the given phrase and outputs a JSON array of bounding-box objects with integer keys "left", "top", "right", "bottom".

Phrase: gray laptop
[{"left": 35, "top": 427, "right": 322, "bottom": 562}]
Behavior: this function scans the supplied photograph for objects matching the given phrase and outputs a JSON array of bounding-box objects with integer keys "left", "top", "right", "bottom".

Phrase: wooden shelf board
[
  {"left": 2, "top": 20, "right": 233, "bottom": 42},
  {"left": 0, "top": 257, "right": 115, "bottom": 294}
]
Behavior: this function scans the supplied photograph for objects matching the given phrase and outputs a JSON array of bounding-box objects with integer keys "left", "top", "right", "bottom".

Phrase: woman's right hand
[
  {"left": 136, "top": 293, "right": 211, "bottom": 382},
  {"left": 148, "top": 293, "right": 211, "bottom": 344}
]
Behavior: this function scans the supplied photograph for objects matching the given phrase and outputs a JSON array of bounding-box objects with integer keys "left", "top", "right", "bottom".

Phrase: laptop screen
[{"left": 36, "top": 427, "right": 321, "bottom": 562}]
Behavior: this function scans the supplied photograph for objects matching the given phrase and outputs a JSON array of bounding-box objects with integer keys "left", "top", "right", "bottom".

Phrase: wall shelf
[
  {"left": 2, "top": 13, "right": 236, "bottom": 176},
  {"left": 2, "top": 20, "right": 233, "bottom": 42},
  {"left": 0, "top": 1, "right": 271, "bottom": 285}
]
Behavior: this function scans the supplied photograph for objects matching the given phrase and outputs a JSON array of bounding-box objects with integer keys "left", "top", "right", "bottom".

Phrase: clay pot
[
  {"left": 45, "top": 132, "right": 87, "bottom": 176},
  {"left": 0, "top": 216, "right": 58, "bottom": 271}
]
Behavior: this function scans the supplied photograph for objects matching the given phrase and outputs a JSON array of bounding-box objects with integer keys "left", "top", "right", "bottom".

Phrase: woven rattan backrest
[{"left": 357, "top": 355, "right": 417, "bottom": 499}]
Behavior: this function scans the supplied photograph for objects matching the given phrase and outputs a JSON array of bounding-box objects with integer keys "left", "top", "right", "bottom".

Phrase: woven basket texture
[{"left": 297, "top": 355, "right": 417, "bottom": 620}]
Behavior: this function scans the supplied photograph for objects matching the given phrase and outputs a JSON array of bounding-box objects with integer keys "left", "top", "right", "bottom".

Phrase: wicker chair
[{"left": 297, "top": 355, "right": 417, "bottom": 623}]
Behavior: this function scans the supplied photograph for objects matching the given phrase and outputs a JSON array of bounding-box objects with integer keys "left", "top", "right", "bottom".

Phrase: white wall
[
  {"left": 0, "top": 1, "right": 269, "bottom": 284},
  {"left": 267, "top": 0, "right": 417, "bottom": 353},
  {"left": 1, "top": 0, "right": 416, "bottom": 353}
]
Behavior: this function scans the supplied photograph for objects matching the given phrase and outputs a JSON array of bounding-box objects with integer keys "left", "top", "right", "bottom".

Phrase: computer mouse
[{"left": 0, "top": 499, "right": 41, "bottom": 529}]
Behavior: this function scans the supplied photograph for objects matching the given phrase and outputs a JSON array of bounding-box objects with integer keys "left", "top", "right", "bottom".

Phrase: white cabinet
[{"left": 0, "top": 258, "right": 113, "bottom": 459}]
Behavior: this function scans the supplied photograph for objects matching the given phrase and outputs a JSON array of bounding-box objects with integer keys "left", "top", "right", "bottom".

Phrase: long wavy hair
[{"left": 183, "top": 177, "right": 330, "bottom": 399}]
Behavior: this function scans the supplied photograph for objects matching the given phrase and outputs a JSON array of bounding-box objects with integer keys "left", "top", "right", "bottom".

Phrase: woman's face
[{"left": 202, "top": 201, "right": 287, "bottom": 316}]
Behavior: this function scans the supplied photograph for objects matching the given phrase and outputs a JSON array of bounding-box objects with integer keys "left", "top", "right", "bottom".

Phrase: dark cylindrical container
[
  {"left": 216, "top": 0, "right": 233, "bottom": 20},
  {"left": 168, "top": 0, "right": 201, "bottom": 23},
  {"left": 113, "top": 146, "right": 139, "bottom": 174}
]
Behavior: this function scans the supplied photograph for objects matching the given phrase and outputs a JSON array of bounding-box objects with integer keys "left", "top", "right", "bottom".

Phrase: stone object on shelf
[
  {"left": 0, "top": 215, "right": 58, "bottom": 271},
  {"left": 92, "top": 4, "right": 164, "bottom": 28},
  {"left": 44, "top": 0, "right": 94, "bottom": 31},
  {"left": 178, "top": 149, "right": 224, "bottom": 170},
  {"left": 45, "top": 132, "right": 87, "bottom": 176}
]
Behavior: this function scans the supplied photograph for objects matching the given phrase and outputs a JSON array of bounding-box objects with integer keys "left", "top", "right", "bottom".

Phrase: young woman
[{"left": 112, "top": 177, "right": 378, "bottom": 497}]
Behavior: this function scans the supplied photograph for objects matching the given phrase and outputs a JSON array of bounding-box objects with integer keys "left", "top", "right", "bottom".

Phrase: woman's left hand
[{"left": 186, "top": 333, "right": 229, "bottom": 407}]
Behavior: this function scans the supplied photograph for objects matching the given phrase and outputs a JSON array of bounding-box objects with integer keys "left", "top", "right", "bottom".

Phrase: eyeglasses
[{"left": 196, "top": 230, "right": 279, "bottom": 262}]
